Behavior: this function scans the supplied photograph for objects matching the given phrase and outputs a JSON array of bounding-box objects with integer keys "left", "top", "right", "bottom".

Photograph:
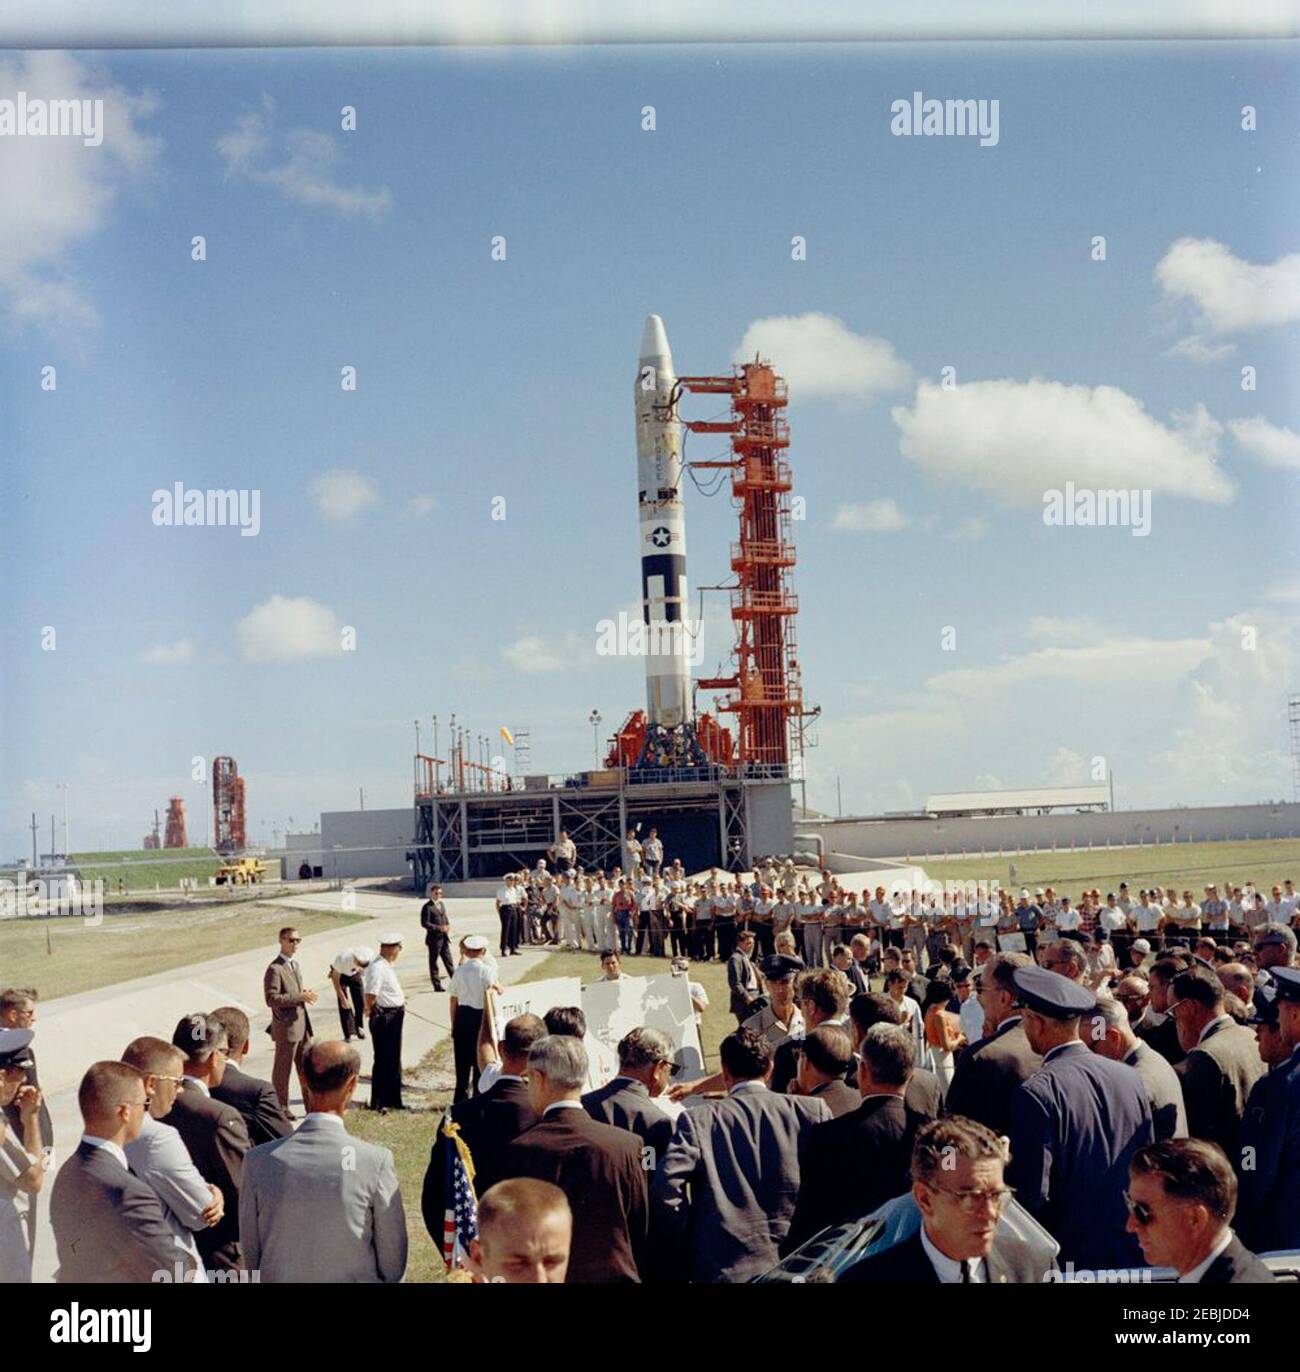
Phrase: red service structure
[
  {"left": 212, "top": 755, "right": 247, "bottom": 854},
  {"left": 163, "top": 796, "right": 188, "bottom": 849}
]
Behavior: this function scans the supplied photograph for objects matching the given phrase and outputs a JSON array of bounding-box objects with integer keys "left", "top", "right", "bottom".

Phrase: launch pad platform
[{"left": 408, "top": 767, "right": 794, "bottom": 887}]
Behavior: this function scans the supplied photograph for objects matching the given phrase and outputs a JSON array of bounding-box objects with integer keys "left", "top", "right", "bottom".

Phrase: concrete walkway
[{"left": 27, "top": 886, "right": 563, "bottom": 1281}]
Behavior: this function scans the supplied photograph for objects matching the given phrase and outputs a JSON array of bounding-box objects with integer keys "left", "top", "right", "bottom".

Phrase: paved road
[{"left": 26, "top": 886, "right": 562, "bottom": 1281}]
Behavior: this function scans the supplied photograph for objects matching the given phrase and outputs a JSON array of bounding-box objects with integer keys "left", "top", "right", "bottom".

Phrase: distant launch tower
[
  {"left": 213, "top": 756, "right": 246, "bottom": 854},
  {"left": 163, "top": 797, "right": 188, "bottom": 849}
]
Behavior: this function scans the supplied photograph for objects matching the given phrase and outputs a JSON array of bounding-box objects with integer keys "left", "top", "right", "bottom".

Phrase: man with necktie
[{"left": 264, "top": 927, "right": 317, "bottom": 1114}]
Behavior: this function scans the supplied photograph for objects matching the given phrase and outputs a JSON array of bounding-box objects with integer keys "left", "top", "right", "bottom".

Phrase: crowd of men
[{"left": 2, "top": 855, "right": 1299, "bottom": 1286}]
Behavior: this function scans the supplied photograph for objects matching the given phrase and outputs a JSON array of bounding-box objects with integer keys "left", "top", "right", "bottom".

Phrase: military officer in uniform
[
  {"left": 1236, "top": 965, "right": 1300, "bottom": 1254},
  {"left": 742, "top": 954, "right": 805, "bottom": 1050},
  {"left": 1005, "top": 965, "right": 1153, "bottom": 1271}
]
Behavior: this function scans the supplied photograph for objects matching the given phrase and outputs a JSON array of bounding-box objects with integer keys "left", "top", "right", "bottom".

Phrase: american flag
[{"left": 442, "top": 1116, "right": 478, "bottom": 1269}]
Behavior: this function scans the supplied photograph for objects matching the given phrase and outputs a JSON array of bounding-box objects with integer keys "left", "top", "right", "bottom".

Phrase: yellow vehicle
[{"left": 215, "top": 857, "right": 266, "bottom": 886}]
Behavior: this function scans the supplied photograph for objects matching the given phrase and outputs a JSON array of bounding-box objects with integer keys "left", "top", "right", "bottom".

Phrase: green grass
[
  {"left": 344, "top": 946, "right": 734, "bottom": 1282},
  {"left": 899, "top": 837, "right": 1300, "bottom": 895},
  {"left": 0, "top": 900, "right": 368, "bottom": 1000},
  {"left": 70, "top": 847, "right": 225, "bottom": 894}
]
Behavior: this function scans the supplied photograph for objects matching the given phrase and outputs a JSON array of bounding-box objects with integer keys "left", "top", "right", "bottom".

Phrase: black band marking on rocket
[{"left": 641, "top": 553, "right": 686, "bottom": 624}]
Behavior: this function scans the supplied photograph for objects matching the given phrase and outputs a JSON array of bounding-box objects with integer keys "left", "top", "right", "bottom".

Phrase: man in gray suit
[
  {"left": 264, "top": 927, "right": 317, "bottom": 1114},
  {"left": 1088, "top": 996, "right": 1187, "bottom": 1141},
  {"left": 652, "top": 1027, "right": 832, "bottom": 1283},
  {"left": 240, "top": 1041, "right": 407, "bottom": 1283}
]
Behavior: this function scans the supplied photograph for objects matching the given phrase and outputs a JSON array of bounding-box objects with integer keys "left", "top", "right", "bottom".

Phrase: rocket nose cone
[{"left": 640, "top": 313, "right": 671, "bottom": 361}]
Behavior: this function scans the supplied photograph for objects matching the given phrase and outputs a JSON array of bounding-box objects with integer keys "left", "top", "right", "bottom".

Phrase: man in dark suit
[
  {"left": 50, "top": 1061, "right": 195, "bottom": 1283},
  {"left": 1006, "top": 966, "right": 1153, "bottom": 1271},
  {"left": 784, "top": 1022, "right": 915, "bottom": 1253},
  {"left": 728, "top": 930, "right": 762, "bottom": 1025},
  {"left": 653, "top": 1028, "right": 832, "bottom": 1283},
  {"left": 421, "top": 885, "right": 455, "bottom": 992},
  {"left": 582, "top": 1026, "right": 676, "bottom": 1158},
  {"left": 849, "top": 991, "right": 942, "bottom": 1136},
  {"left": 793, "top": 1025, "right": 861, "bottom": 1119},
  {"left": 840, "top": 1116, "right": 1049, "bottom": 1284},
  {"left": 264, "top": 926, "right": 316, "bottom": 1113},
  {"left": 1236, "top": 968, "right": 1300, "bottom": 1253},
  {"left": 209, "top": 1006, "right": 293, "bottom": 1146},
  {"left": 945, "top": 952, "right": 1042, "bottom": 1136},
  {"left": 168, "top": 1014, "right": 251, "bottom": 1271},
  {"left": 498, "top": 1034, "right": 648, "bottom": 1283},
  {"left": 1126, "top": 1138, "right": 1274, "bottom": 1283},
  {"left": 1138, "top": 958, "right": 1189, "bottom": 1066},
  {"left": 1169, "top": 966, "right": 1266, "bottom": 1162},
  {"left": 422, "top": 1013, "right": 543, "bottom": 1236}
]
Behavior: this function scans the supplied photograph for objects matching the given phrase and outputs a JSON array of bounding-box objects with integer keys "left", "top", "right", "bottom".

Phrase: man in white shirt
[
  {"left": 363, "top": 935, "right": 407, "bottom": 1111},
  {"left": 955, "top": 968, "right": 986, "bottom": 1044},
  {"left": 557, "top": 875, "right": 585, "bottom": 950},
  {"left": 1125, "top": 1138, "right": 1274, "bottom": 1284},
  {"left": 449, "top": 936, "right": 500, "bottom": 1103},
  {"left": 496, "top": 873, "right": 521, "bottom": 957},
  {"left": 121, "top": 1036, "right": 220, "bottom": 1281}
]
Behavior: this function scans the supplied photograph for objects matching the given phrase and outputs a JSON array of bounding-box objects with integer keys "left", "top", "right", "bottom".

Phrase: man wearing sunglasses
[
  {"left": 839, "top": 1115, "right": 1045, "bottom": 1283},
  {"left": 1005, "top": 964, "right": 1152, "bottom": 1270},
  {"left": 1125, "top": 1138, "right": 1274, "bottom": 1283},
  {"left": 265, "top": 926, "right": 317, "bottom": 1113}
]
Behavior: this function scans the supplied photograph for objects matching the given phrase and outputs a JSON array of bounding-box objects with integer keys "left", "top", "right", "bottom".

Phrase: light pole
[
  {"left": 588, "top": 710, "right": 602, "bottom": 767},
  {"left": 57, "top": 783, "right": 70, "bottom": 856}
]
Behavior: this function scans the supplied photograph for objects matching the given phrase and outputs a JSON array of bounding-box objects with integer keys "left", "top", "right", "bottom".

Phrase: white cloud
[
  {"left": 892, "top": 378, "right": 1233, "bottom": 506},
  {"left": 310, "top": 469, "right": 380, "bottom": 522},
  {"left": 141, "top": 638, "right": 195, "bottom": 665},
  {"left": 236, "top": 595, "right": 346, "bottom": 664},
  {"left": 1165, "top": 334, "right": 1236, "bottom": 365},
  {"left": 0, "top": 52, "right": 159, "bottom": 333},
  {"left": 1229, "top": 416, "right": 1300, "bottom": 472},
  {"left": 1046, "top": 746, "right": 1087, "bottom": 786},
  {"left": 1156, "top": 236, "right": 1300, "bottom": 336},
  {"left": 945, "top": 515, "right": 988, "bottom": 541},
  {"left": 217, "top": 97, "right": 393, "bottom": 220},
  {"left": 735, "top": 313, "right": 912, "bottom": 401},
  {"left": 832, "top": 498, "right": 910, "bottom": 533},
  {"left": 503, "top": 635, "right": 565, "bottom": 673},
  {"left": 924, "top": 633, "right": 1210, "bottom": 701},
  {"left": 404, "top": 494, "right": 437, "bottom": 518},
  {"left": 1026, "top": 616, "right": 1109, "bottom": 646}
]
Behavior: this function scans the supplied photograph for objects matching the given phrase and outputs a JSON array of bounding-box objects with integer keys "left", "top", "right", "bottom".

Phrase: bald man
[
  {"left": 469, "top": 1178, "right": 572, "bottom": 1284},
  {"left": 240, "top": 1041, "right": 407, "bottom": 1283}
]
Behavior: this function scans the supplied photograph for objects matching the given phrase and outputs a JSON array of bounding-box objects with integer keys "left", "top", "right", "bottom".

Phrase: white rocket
[{"left": 634, "top": 314, "right": 693, "bottom": 728}]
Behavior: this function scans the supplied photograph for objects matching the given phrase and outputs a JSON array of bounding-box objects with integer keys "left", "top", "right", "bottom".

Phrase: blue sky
[{"left": 2, "top": 37, "right": 1298, "bottom": 856}]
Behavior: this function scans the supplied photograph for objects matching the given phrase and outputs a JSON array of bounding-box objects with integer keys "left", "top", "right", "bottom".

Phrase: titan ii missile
[{"left": 635, "top": 314, "right": 693, "bottom": 728}]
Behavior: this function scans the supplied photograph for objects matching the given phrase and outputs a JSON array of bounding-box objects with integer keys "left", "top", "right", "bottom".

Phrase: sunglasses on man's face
[{"left": 1123, "top": 1192, "right": 1157, "bottom": 1226}]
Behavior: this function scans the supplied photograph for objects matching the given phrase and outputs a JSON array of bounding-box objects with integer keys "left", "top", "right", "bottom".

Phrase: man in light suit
[
  {"left": 264, "top": 926, "right": 317, "bottom": 1114},
  {"left": 121, "top": 1036, "right": 222, "bottom": 1280},
  {"left": 50, "top": 1062, "right": 195, "bottom": 1284},
  {"left": 652, "top": 1027, "right": 832, "bottom": 1283},
  {"left": 581, "top": 1026, "right": 676, "bottom": 1159},
  {"left": 240, "top": 1041, "right": 408, "bottom": 1283},
  {"left": 209, "top": 1006, "right": 293, "bottom": 1146},
  {"left": 839, "top": 1116, "right": 1049, "bottom": 1284}
]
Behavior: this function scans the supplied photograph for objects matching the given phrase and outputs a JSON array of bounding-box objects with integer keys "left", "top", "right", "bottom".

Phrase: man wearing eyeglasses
[
  {"left": 265, "top": 926, "right": 317, "bottom": 1113},
  {"left": 1005, "top": 965, "right": 1152, "bottom": 1270},
  {"left": 1125, "top": 1138, "right": 1274, "bottom": 1284},
  {"left": 121, "top": 1036, "right": 223, "bottom": 1281},
  {"left": 839, "top": 1116, "right": 1046, "bottom": 1283},
  {"left": 50, "top": 1060, "right": 194, "bottom": 1283},
  {"left": 167, "top": 1014, "right": 251, "bottom": 1272}
]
